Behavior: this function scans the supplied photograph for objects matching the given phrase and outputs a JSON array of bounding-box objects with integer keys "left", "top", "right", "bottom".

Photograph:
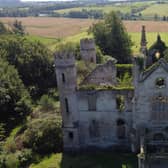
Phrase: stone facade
[{"left": 55, "top": 27, "right": 168, "bottom": 168}]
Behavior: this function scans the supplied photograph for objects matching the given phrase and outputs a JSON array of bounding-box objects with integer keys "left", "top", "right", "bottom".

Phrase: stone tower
[
  {"left": 80, "top": 38, "right": 97, "bottom": 64},
  {"left": 54, "top": 50, "right": 79, "bottom": 151}
]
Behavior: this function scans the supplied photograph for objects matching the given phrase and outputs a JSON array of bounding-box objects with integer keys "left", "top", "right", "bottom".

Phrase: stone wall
[
  {"left": 76, "top": 89, "right": 134, "bottom": 149},
  {"left": 81, "top": 60, "right": 117, "bottom": 86}
]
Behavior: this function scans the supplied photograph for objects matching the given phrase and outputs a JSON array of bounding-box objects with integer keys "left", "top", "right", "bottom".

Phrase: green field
[
  {"left": 27, "top": 32, "right": 168, "bottom": 55},
  {"left": 55, "top": 5, "right": 132, "bottom": 14},
  {"left": 55, "top": 2, "right": 153, "bottom": 14},
  {"left": 30, "top": 152, "right": 138, "bottom": 168},
  {"left": 55, "top": 2, "right": 168, "bottom": 20},
  {"left": 25, "top": 35, "right": 59, "bottom": 48},
  {"left": 130, "top": 32, "right": 168, "bottom": 54},
  {"left": 141, "top": 4, "right": 168, "bottom": 17}
]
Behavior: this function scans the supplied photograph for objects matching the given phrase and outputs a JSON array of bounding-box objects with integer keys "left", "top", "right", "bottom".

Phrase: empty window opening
[
  {"left": 165, "top": 127, "right": 168, "bottom": 133},
  {"left": 156, "top": 78, "right": 165, "bottom": 88},
  {"left": 88, "top": 93, "right": 97, "bottom": 111},
  {"left": 116, "top": 95, "right": 125, "bottom": 112},
  {"left": 62, "top": 73, "right": 65, "bottom": 83},
  {"left": 68, "top": 132, "right": 74, "bottom": 140},
  {"left": 65, "top": 98, "right": 69, "bottom": 113},
  {"left": 153, "top": 133, "right": 165, "bottom": 141},
  {"left": 117, "top": 119, "right": 126, "bottom": 139},
  {"left": 89, "top": 119, "right": 100, "bottom": 138},
  {"left": 90, "top": 57, "right": 94, "bottom": 63}
]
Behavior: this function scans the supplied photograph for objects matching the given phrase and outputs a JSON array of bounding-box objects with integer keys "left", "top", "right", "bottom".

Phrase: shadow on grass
[{"left": 60, "top": 151, "right": 138, "bottom": 168}]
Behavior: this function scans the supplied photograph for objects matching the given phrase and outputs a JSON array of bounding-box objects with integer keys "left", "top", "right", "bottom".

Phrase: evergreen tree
[
  {"left": 91, "top": 11, "right": 132, "bottom": 64},
  {"left": 149, "top": 34, "right": 167, "bottom": 62}
]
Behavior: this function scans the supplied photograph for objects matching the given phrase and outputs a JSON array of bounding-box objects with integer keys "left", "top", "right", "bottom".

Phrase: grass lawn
[{"left": 30, "top": 152, "right": 138, "bottom": 168}]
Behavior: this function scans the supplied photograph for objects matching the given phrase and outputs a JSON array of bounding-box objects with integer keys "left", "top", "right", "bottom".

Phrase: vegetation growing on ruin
[{"left": 79, "top": 84, "right": 134, "bottom": 91}]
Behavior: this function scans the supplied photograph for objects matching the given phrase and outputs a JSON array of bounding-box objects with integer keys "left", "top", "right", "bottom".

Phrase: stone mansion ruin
[{"left": 55, "top": 26, "right": 168, "bottom": 168}]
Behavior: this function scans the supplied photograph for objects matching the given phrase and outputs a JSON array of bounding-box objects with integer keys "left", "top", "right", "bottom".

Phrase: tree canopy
[
  {"left": 91, "top": 11, "right": 133, "bottom": 64},
  {"left": 0, "top": 36, "right": 56, "bottom": 98},
  {"left": 0, "top": 60, "right": 31, "bottom": 130}
]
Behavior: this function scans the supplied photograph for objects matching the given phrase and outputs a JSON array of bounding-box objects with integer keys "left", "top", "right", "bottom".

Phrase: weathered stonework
[
  {"left": 81, "top": 60, "right": 117, "bottom": 86},
  {"left": 80, "top": 38, "right": 97, "bottom": 64}
]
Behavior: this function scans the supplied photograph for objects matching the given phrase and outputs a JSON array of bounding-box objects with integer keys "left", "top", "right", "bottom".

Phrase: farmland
[
  {"left": 0, "top": 17, "right": 94, "bottom": 38},
  {"left": 1, "top": 17, "right": 168, "bottom": 53}
]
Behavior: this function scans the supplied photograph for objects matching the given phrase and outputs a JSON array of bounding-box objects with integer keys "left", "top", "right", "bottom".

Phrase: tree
[
  {"left": 12, "top": 20, "right": 25, "bottom": 36},
  {"left": 91, "top": 11, "right": 132, "bottom": 63},
  {"left": 0, "top": 36, "right": 56, "bottom": 98},
  {"left": 0, "top": 60, "right": 31, "bottom": 131},
  {"left": 149, "top": 34, "right": 167, "bottom": 63}
]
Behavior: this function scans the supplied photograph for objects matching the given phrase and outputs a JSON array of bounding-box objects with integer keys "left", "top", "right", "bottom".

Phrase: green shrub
[
  {"left": 77, "top": 60, "right": 96, "bottom": 84},
  {"left": 0, "top": 123, "right": 6, "bottom": 141},
  {"left": 118, "top": 72, "right": 133, "bottom": 87},
  {"left": 0, "top": 149, "right": 32, "bottom": 168},
  {"left": 38, "top": 95, "right": 55, "bottom": 111},
  {"left": 22, "top": 118, "right": 62, "bottom": 154},
  {"left": 116, "top": 64, "right": 133, "bottom": 78},
  {"left": 5, "top": 153, "right": 19, "bottom": 168},
  {"left": 17, "top": 149, "right": 33, "bottom": 167},
  {"left": 96, "top": 46, "right": 104, "bottom": 64}
]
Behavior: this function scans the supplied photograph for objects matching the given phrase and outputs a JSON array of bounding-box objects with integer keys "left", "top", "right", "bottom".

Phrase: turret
[
  {"left": 80, "top": 38, "right": 97, "bottom": 64},
  {"left": 140, "top": 25, "right": 148, "bottom": 68},
  {"left": 140, "top": 25, "right": 147, "bottom": 56},
  {"left": 54, "top": 50, "right": 79, "bottom": 151}
]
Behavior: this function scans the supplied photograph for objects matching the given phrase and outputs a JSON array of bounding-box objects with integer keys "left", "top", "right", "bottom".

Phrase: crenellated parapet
[
  {"left": 80, "top": 38, "right": 97, "bottom": 63},
  {"left": 55, "top": 51, "right": 75, "bottom": 67},
  {"left": 80, "top": 38, "right": 95, "bottom": 50}
]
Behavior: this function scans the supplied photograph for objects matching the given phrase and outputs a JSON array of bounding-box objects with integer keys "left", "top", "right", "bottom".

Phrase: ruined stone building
[{"left": 55, "top": 26, "right": 168, "bottom": 168}]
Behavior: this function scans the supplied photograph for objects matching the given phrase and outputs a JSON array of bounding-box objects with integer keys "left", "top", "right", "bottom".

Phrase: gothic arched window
[{"left": 153, "top": 133, "right": 165, "bottom": 141}]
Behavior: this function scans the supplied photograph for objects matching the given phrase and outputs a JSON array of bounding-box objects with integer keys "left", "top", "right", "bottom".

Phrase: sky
[{"left": 21, "top": 0, "right": 74, "bottom": 1}]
